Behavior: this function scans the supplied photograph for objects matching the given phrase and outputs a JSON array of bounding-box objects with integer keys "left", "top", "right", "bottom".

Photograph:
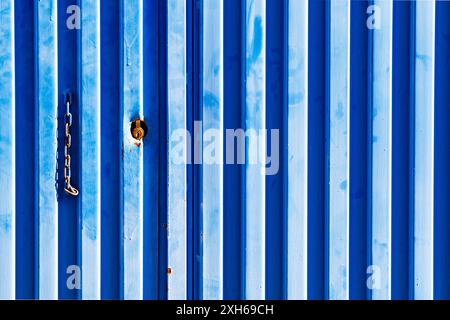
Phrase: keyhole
[{"left": 130, "top": 119, "right": 148, "bottom": 141}]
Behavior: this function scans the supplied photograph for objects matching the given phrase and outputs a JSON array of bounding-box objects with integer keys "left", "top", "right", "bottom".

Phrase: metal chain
[{"left": 64, "top": 95, "right": 79, "bottom": 196}]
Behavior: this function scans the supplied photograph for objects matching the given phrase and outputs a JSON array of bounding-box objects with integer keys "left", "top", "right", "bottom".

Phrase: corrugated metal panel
[
  {"left": 80, "top": 0, "right": 101, "bottom": 300},
  {"left": 202, "top": 0, "right": 223, "bottom": 300},
  {"left": 121, "top": 0, "right": 144, "bottom": 300},
  {"left": 413, "top": 0, "right": 435, "bottom": 299},
  {"left": 0, "top": 0, "right": 449, "bottom": 300},
  {"left": 0, "top": 0, "right": 15, "bottom": 300},
  {"left": 287, "top": 0, "right": 308, "bottom": 300},
  {"left": 328, "top": 0, "right": 351, "bottom": 300},
  {"left": 167, "top": 0, "right": 188, "bottom": 299},
  {"left": 371, "top": 0, "right": 393, "bottom": 300},
  {"left": 36, "top": 0, "right": 59, "bottom": 299}
]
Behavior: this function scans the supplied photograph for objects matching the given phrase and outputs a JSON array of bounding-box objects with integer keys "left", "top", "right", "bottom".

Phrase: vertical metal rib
[
  {"left": 0, "top": 0, "right": 15, "bottom": 300},
  {"left": 202, "top": 0, "right": 224, "bottom": 300},
  {"left": 37, "top": 0, "right": 59, "bottom": 300},
  {"left": 414, "top": 0, "right": 435, "bottom": 300},
  {"left": 371, "top": 0, "right": 393, "bottom": 300},
  {"left": 245, "top": 0, "right": 266, "bottom": 300},
  {"left": 287, "top": 0, "right": 308, "bottom": 300},
  {"left": 121, "top": 0, "right": 144, "bottom": 300},
  {"left": 167, "top": 0, "right": 187, "bottom": 300},
  {"left": 328, "top": 0, "right": 350, "bottom": 300},
  {"left": 80, "top": 0, "right": 101, "bottom": 300}
]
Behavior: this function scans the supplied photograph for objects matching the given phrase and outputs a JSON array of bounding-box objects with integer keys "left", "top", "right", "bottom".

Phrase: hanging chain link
[{"left": 64, "top": 94, "right": 79, "bottom": 196}]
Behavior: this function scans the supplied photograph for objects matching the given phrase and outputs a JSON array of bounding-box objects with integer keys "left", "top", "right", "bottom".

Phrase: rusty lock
[{"left": 131, "top": 119, "right": 148, "bottom": 141}]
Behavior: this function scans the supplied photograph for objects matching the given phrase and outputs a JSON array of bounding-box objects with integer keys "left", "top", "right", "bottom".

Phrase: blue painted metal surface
[
  {"left": 413, "top": 0, "right": 435, "bottom": 300},
  {"left": 370, "top": 0, "right": 393, "bottom": 300},
  {"left": 245, "top": 0, "right": 266, "bottom": 300},
  {"left": 37, "top": 0, "right": 59, "bottom": 300},
  {"left": 167, "top": 0, "right": 187, "bottom": 300},
  {"left": 80, "top": 0, "right": 101, "bottom": 300},
  {"left": 121, "top": 0, "right": 144, "bottom": 300},
  {"left": 201, "top": 0, "right": 224, "bottom": 300},
  {"left": 0, "top": 0, "right": 15, "bottom": 300},
  {"left": 327, "top": 0, "right": 350, "bottom": 300},
  {"left": 287, "top": 0, "right": 308, "bottom": 300},
  {"left": 1, "top": 0, "right": 449, "bottom": 300}
]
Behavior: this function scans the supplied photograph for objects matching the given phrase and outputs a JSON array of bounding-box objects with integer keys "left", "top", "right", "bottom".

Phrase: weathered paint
[
  {"left": 80, "top": 0, "right": 101, "bottom": 300},
  {"left": 201, "top": 0, "right": 224, "bottom": 300},
  {"left": 287, "top": 0, "right": 308, "bottom": 300},
  {"left": 0, "top": 0, "right": 15, "bottom": 300},
  {"left": 414, "top": 0, "right": 435, "bottom": 300},
  {"left": 0, "top": 0, "right": 447, "bottom": 301},
  {"left": 371, "top": 0, "right": 393, "bottom": 300},
  {"left": 327, "top": 0, "right": 350, "bottom": 300},
  {"left": 167, "top": 0, "right": 187, "bottom": 300},
  {"left": 37, "top": 0, "right": 59, "bottom": 300},
  {"left": 121, "top": 0, "right": 144, "bottom": 300},
  {"left": 245, "top": 0, "right": 266, "bottom": 300}
]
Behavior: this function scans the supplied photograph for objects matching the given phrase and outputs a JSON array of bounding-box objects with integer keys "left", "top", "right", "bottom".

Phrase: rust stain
[{"left": 167, "top": 267, "right": 172, "bottom": 275}]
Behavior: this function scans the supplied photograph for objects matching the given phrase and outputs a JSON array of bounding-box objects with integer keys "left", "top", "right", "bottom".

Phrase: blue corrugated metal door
[{"left": 0, "top": 0, "right": 449, "bottom": 300}]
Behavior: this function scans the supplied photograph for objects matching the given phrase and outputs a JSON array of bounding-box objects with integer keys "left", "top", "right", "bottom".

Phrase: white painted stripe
[
  {"left": 80, "top": 0, "right": 101, "bottom": 300},
  {"left": 245, "top": 0, "right": 266, "bottom": 300},
  {"left": 287, "top": 0, "right": 308, "bottom": 300},
  {"left": 414, "top": 0, "right": 435, "bottom": 300},
  {"left": 328, "top": 0, "right": 350, "bottom": 300},
  {"left": 122, "top": 0, "right": 144, "bottom": 300},
  {"left": 37, "top": 0, "right": 59, "bottom": 300},
  {"left": 167, "top": 0, "right": 187, "bottom": 300},
  {"left": 202, "top": 0, "right": 224, "bottom": 300},
  {"left": 371, "top": 0, "right": 393, "bottom": 300},
  {"left": 0, "top": 0, "right": 15, "bottom": 300}
]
